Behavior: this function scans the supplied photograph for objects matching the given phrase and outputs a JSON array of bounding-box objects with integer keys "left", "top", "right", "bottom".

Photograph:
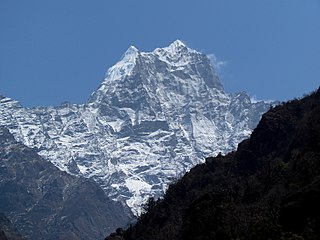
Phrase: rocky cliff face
[
  {"left": 0, "top": 127, "right": 131, "bottom": 240},
  {"left": 0, "top": 40, "right": 271, "bottom": 215}
]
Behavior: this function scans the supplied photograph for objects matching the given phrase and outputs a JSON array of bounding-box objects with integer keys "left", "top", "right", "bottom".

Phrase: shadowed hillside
[{"left": 106, "top": 88, "right": 320, "bottom": 240}]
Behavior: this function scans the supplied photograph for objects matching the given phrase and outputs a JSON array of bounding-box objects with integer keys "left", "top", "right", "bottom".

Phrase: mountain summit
[
  {"left": 167, "top": 39, "right": 187, "bottom": 48},
  {"left": 90, "top": 40, "right": 222, "bottom": 105},
  {"left": 0, "top": 41, "right": 271, "bottom": 215}
]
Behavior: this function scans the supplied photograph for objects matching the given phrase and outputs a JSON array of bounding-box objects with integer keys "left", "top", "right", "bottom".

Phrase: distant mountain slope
[
  {"left": 0, "top": 127, "right": 132, "bottom": 240},
  {"left": 118, "top": 88, "right": 320, "bottom": 240},
  {"left": 0, "top": 40, "right": 271, "bottom": 215}
]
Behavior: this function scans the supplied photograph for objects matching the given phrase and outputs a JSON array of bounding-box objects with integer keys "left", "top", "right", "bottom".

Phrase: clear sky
[{"left": 1, "top": 0, "right": 319, "bottom": 107}]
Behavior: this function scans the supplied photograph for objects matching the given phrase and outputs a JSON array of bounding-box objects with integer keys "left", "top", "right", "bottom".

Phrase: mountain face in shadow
[
  {"left": 0, "top": 127, "right": 132, "bottom": 240},
  {"left": 111, "top": 88, "right": 320, "bottom": 240}
]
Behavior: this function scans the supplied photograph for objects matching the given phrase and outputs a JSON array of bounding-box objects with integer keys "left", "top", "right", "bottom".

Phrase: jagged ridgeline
[
  {"left": 0, "top": 40, "right": 271, "bottom": 216},
  {"left": 111, "top": 88, "right": 320, "bottom": 240}
]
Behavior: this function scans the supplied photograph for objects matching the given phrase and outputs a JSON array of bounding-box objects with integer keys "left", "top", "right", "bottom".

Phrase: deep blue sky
[{"left": 1, "top": 0, "right": 319, "bottom": 107}]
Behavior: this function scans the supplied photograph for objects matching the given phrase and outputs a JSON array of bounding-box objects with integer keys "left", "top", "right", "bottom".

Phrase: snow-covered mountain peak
[
  {"left": 90, "top": 46, "right": 141, "bottom": 102},
  {"left": 166, "top": 39, "right": 188, "bottom": 51},
  {"left": 152, "top": 40, "right": 199, "bottom": 65},
  {"left": 89, "top": 40, "right": 224, "bottom": 106},
  {"left": 122, "top": 45, "right": 140, "bottom": 61},
  {"left": 109, "top": 45, "right": 140, "bottom": 75}
]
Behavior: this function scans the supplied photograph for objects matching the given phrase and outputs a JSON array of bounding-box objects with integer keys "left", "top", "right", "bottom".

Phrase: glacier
[{"left": 0, "top": 40, "right": 271, "bottom": 215}]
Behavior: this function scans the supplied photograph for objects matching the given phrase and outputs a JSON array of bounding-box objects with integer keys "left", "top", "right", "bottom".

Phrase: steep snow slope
[{"left": 0, "top": 40, "right": 271, "bottom": 215}]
